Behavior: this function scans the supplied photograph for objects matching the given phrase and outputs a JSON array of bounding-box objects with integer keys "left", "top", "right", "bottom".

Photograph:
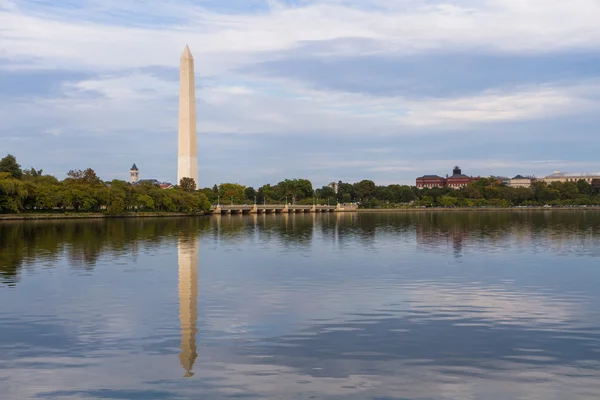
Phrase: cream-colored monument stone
[
  {"left": 178, "top": 235, "right": 199, "bottom": 377},
  {"left": 178, "top": 45, "right": 199, "bottom": 189}
]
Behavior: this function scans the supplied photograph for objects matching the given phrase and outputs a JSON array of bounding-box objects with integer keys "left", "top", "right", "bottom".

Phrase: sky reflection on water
[{"left": 1, "top": 212, "right": 600, "bottom": 399}]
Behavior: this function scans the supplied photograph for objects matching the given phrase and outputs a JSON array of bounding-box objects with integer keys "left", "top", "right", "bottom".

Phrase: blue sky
[{"left": 2, "top": 0, "right": 600, "bottom": 187}]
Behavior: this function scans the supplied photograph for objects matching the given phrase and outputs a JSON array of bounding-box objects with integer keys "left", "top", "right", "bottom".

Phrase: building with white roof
[
  {"left": 542, "top": 171, "right": 600, "bottom": 184},
  {"left": 507, "top": 175, "right": 534, "bottom": 188}
]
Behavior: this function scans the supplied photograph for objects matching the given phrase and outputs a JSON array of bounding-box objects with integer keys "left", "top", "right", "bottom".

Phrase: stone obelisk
[{"left": 178, "top": 45, "right": 198, "bottom": 189}]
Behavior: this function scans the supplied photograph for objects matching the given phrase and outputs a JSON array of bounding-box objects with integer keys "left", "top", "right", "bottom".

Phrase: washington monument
[{"left": 178, "top": 45, "right": 198, "bottom": 189}]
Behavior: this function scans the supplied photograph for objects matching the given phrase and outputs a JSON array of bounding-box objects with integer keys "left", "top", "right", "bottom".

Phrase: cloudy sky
[{"left": 1, "top": 0, "right": 600, "bottom": 187}]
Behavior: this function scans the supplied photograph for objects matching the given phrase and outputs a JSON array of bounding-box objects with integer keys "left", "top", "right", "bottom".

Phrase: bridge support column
[
  {"left": 250, "top": 205, "right": 258, "bottom": 214},
  {"left": 310, "top": 206, "right": 316, "bottom": 213},
  {"left": 212, "top": 206, "right": 222, "bottom": 215},
  {"left": 282, "top": 205, "right": 289, "bottom": 213}
]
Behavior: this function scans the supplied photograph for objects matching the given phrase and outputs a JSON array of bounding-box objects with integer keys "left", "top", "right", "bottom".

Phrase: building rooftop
[
  {"left": 131, "top": 163, "right": 138, "bottom": 171},
  {"left": 137, "top": 179, "right": 160, "bottom": 184},
  {"left": 418, "top": 175, "right": 444, "bottom": 179},
  {"left": 134, "top": 179, "right": 173, "bottom": 188},
  {"left": 448, "top": 166, "right": 471, "bottom": 178},
  {"left": 545, "top": 171, "right": 600, "bottom": 178}
]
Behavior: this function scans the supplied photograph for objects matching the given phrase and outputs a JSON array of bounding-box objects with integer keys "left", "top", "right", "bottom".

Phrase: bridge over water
[{"left": 210, "top": 203, "right": 357, "bottom": 215}]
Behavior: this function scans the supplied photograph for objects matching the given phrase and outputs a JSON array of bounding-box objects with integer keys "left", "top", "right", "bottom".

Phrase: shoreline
[
  {"left": 2, "top": 206, "right": 600, "bottom": 220},
  {"left": 0, "top": 212, "right": 204, "bottom": 221},
  {"left": 354, "top": 206, "right": 600, "bottom": 213}
]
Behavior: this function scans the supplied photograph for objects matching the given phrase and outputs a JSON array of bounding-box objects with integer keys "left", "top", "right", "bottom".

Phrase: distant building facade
[
  {"left": 542, "top": 171, "right": 600, "bottom": 185},
  {"left": 417, "top": 167, "right": 479, "bottom": 189},
  {"left": 328, "top": 182, "right": 339, "bottom": 194},
  {"left": 507, "top": 175, "right": 533, "bottom": 188},
  {"left": 446, "top": 166, "right": 479, "bottom": 189},
  {"left": 416, "top": 175, "right": 446, "bottom": 189},
  {"left": 130, "top": 163, "right": 139, "bottom": 183}
]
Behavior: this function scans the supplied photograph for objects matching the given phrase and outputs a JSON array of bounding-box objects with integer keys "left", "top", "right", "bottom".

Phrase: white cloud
[
  {"left": 2, "top": 0, "right": 600, "bottom": 135},
  {"left": 2, "top": 70, "right": 599, "bottom": 142},
  {"left": 403, "top": 85, "right": 596, "bottom": 125},
  {"left": 2, "top": 0, "right": 600, "bottom": 75}
]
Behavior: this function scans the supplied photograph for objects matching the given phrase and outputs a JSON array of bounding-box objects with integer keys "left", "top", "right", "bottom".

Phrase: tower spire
[{"left": 130, "top": 163, "right": 139, "bottom": 183}]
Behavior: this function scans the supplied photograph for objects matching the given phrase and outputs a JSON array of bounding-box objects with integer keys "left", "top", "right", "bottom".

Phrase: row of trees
[
  {"left": 412, "top": 178, "right": 600, "bottom": 208},
  {"left": 201, "top": 177, "right": 600, "bottom": 208},
  {"left": 0, "top": 155, "right": 211, "bottom": 214},
  {"left": 196, "top": 179, "right": 417, "bottom": 206},
  {"left": 199, "top": 179, "right": 317, "bottom": 206},
  {"left": 3, "top": 153, "right": 600, "bottom": 214}
]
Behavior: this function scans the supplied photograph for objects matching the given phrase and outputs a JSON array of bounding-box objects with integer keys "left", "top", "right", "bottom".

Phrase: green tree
[
  {"left": 577, "top": 179, "right": 592, "bottom": 196},
  {"left": 439, "top": 195, "right": 458, "bottom": 207},
  {"left": 245, "top": 187, "right": 257, "bottom": 202},
  {"left": 258, "top": 184, "right": 276, "bottom": 203},
  {"left": 316, "top": 185, "right": 336, "bottom": 200},
  {"left": 374, "top": 186, "right": 393, "bottom": 202},
  {"left": 22, "top": 167, "right": 43, "bottom": 180},
  {"left": 107, "top": 197, "right": 125, "bottom": 215},
  {"left": 136, "top": 194, "right": 155, "bottom": 210},
  {"left": 180, "top": 177, "right": 196, "bottom": 192},
  {"left": 219, "top": 183, "right": 246, "bottom": 204},
  {"left": 34, "top": 182, "right": 59, "bottom": 210},
  {"left": 199, "top": 187, "right": 217, "bottom": 204},
  {"left": 275, "top": 179, "right": 313, "bottom": 202},
  {"left": 194, "top": 192, "right": 212, "bottom": 213},
  {"left": 420, "top": 195, "right": 434, "bottom": 207},
  {"left": 0, "top": 154, "right": 23, "bottom": 179},
  {"left": 66, "top": 168, "right": 102, "bottom": 186},
  {"left": 337, "top": 182, "right": 355, "bottom": 202},
  {"left": 0, "top": 172, "right": 27, "bottom": 213},
  {"left": 353, "top": 180, "right": 376, "bottom": 202}
]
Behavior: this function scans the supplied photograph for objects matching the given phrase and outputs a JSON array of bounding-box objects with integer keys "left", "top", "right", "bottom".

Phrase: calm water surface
[{"left": 1, "top": 212, "right": 600, "bottom": 399}]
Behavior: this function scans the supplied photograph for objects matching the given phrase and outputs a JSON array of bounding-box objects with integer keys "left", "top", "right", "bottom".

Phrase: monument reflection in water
[{"left": 178, "top": 235, "right": 198, "bottom": 378}]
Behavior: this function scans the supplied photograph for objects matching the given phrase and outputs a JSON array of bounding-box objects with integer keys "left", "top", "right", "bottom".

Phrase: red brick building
[
  {"left": 416, "top": 167, "right": 479, "bottom": 189},
  {"left": 416, "top": 175, "right": 446, "bottom": 189},
  {"left": 446, "top": 166, "right": 479, "bottom": 189}
]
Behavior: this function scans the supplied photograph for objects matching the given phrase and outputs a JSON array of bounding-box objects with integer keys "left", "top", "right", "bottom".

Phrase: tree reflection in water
[{"left": 2, "top": 211, "right": 600, "bottom": 285}]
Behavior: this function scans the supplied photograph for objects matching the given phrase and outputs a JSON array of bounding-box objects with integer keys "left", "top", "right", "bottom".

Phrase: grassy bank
[{"left": 0, "top": 212, "right": 205, "bottom": 221}]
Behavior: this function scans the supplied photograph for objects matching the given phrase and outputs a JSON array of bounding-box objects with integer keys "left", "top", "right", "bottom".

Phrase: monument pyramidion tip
[{"left": 181, "top": 44, "right": 193, "bottom": 59}]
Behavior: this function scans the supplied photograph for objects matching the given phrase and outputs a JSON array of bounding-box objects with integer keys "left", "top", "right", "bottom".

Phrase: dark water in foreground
[{"left": 1, "top": 212, "right": 600, "bottom": 399}]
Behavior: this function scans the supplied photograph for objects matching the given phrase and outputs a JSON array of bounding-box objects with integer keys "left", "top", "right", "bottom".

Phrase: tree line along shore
[{"left": 2, "top": 154, "right": 600, "bottom": 216}]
